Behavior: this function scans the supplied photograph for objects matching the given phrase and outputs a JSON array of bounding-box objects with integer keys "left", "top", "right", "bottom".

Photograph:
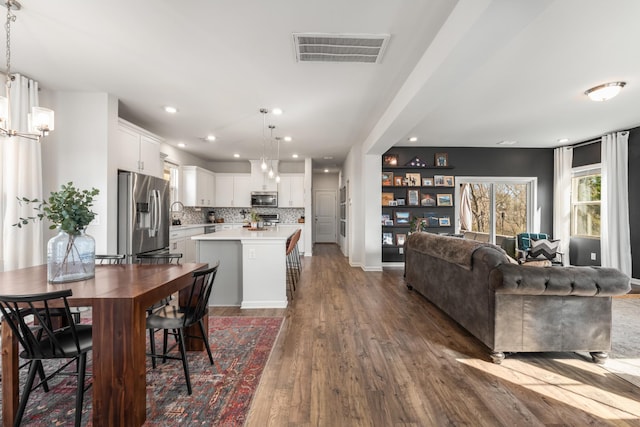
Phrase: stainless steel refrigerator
[{"left": 118, "top": 171, "right": 170, "bottom": 263}]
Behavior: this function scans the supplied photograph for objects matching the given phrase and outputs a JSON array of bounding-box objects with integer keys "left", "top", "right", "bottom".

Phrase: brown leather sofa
[{"left": 404, "top": 232, "right": 630, "bottom": 363}]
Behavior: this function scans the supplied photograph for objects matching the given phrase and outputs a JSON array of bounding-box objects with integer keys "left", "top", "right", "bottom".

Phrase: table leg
[
  {"left": 1, "top": 321, "right": 19, "bottom": 427},
  {"left": 92, "top": 299, "right": 147, "bottom": 427}
]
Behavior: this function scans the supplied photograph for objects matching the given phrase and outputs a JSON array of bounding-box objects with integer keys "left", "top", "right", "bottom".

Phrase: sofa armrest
[{"left": 490, "top": 263, "right": 630, "bottom": 297}]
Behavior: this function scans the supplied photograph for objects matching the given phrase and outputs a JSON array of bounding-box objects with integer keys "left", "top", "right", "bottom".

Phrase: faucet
[{"left": 240, "top": 209, "right": 249, "bottom": 218}]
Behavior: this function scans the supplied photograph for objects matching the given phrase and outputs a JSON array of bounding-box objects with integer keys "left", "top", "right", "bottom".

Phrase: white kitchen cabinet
[
  {"left": 215, "top": 174, "right": 251, "bottom": 207},
  {"left": 278, "top": 174, "right": 305, "bottom": 207},
  {"left": 116, "top": 119, "right": 163, "bottom": 178},
  {"left": 169, "top": 227, "right": 204, "bottom": 263},
  {"left": 182, "top": 166, "right": 215, "bottom": 206}
]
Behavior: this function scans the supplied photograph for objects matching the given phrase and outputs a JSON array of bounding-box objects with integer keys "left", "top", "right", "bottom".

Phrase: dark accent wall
[{"left": 384, "top": 147, "right": 554, "bottom": 233}]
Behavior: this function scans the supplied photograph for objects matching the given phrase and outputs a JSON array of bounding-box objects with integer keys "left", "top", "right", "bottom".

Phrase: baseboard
[
  {"left": 382, "top": 262, "right": 404, "bottom": 269},
  {"left": 361, "top": 266, "right": 383, "bottom": 272},
  {"left": 631, "top": 278, "right": 640, "bottom": 286}
]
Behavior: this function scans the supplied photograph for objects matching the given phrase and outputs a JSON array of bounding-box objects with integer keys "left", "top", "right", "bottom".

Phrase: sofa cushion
[{"left": 529, "top": 238, "right": 559, "bottom": 261}]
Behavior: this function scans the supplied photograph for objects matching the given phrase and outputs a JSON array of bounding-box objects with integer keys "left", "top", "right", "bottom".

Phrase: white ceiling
[{"left": 7, "top": 0, "right": 640, "bottom": 170}]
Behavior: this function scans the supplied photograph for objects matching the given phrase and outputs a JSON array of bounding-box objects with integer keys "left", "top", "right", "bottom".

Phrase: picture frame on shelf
[
  {"left": 384, "top": 219, "right": 394, "bottom": 226},
  {"left": 393, "top": 176, "right": 404, "bottom": 186},
  {"left": 407, "top": 189, "right": 420, "bottom": 206},
  {"left": 443, "top": 176, "right": 454, "bottom": 187},
  {"left": 424, "top": 212, "right": 440, "bottom": 227},
  {"left": 382, "top": 192, "right": 394, "bottom": 206},
  {"left": 396, "top": 198, "right": 406, "bottom": 206},
  {"left": 383, "top": 154, "right": 399, "bottom": 166},
  {"left": 382, "top": 214, "right": 390, "bottom": 225},
  {"left": 437, "top": 194, "right": 453, "bottom": 206},
  {"left": 382, "top": 232, "right": 394, "bottom": 245},
  {"left": 433, "top": 175, "right": 445, "bottom": 186},
  {"left": 382, "top": 171, "right": 394, "bottom": 186},
  {"left": 435, "top": 152, "right": 448, "bottom": 167},
  {"left": 421, "top": 193, "right": 436, "bottom": 206},
  {"left": 405, "top": 172, "right": 421, "bottom": 187},
  {"left": 394, "top": 211, "right": 410, "bottom": 224},
  {"left": 389, "top": 200, "right": 398, "bottom": 206},
  {"left": 396, "top": 233, "right": 407, "bottom": 246},
  {"left": 418, "top": 218, "right": 429, "bottom": 230},
  {"left": 439, "top": 216, "right": 451, "bottom": 226},
  {"left": 422, "top": 177, "right": 434, "bottom": 186}
]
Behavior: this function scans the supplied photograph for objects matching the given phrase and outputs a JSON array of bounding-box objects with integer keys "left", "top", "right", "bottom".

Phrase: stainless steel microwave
[{"left": 251, "top": 191, "right": 278, "bottom": 208}]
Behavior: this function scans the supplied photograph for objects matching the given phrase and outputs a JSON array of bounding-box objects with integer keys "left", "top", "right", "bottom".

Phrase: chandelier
[{"left": 0, "top": 0, "right": 54, "bottom": 141}]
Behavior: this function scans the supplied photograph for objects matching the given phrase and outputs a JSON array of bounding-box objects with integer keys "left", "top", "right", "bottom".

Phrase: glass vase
[{"left": 47, "top": 229, "right": 96, "bottom": 283}]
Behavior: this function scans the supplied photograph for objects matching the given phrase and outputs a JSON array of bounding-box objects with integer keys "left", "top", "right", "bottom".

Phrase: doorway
[{"left": 314, "top": 190, "right": 337, "bottom": 243}]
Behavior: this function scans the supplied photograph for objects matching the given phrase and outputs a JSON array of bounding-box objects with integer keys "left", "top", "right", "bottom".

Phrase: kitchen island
[{"left": 192, "top": 226, "right": 299, "bottom": 308}]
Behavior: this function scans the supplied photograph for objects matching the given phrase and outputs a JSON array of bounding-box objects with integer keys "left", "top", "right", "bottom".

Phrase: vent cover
[{"left": 292, "top": 33, "right": 390, "bottom": 64}]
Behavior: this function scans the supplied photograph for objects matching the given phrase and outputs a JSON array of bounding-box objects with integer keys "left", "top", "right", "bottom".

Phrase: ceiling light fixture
[
  {"left": 497, "top": 140, "right": 517, "bottom": 145},
  {"left": 177, "top": 142, "right": 186, "bottom": 148},
  {"left": 233, "top": 153, "right": 240, "bottom": 158},
  {"left": 292, "top": 154, "right": 299, "bottom": 158},
  {"left": 259, "top": 108, "right": 269, "bottom": 171},
  {"left": 275, "top": 136, "right": 281, "bottom": 183},
  {"left": 584, "top": 81, "right": 626, "bottom": 102},
  {"left": 284, "top": 136, "right": 292, "bottom": 142},
  {"left": 272, "top": 108, "right": 283, "bottom": 115},
  {"left": 267, "top": 125, "right": 275, "bottom": 178},
  {"left": 205, "top": 135, "right": 216, "bottom": 142},
  {"left": 0, "top": 0, "right": 54, "bottom": 141},
  {"left": 324, "top": 169, "right": 329, "bottom": 173},
  {"left": 408, "top": 137, "right": 418, "bottom": 142},
  {"left": 558, "top": 138, "right": 569, "bottom": 144},
  {"left": 164, "top": 106, "right": 178, "bottom": 114}
]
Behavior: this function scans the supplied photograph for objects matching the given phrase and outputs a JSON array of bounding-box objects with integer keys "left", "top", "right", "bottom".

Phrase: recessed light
[
  {"left": 292, "top": 154, "right": 299, "bottom": 158},
  {"left": 233, "top": 153, "right": 240, "bottom": 158},
  {"left": 324, "top": 169, "right": 329, "bottom": 173},
  {"left": 284, "top": 136, "right": 292, "bottom": 142},
  {"left": 408, "top": 137, "right": 418, "bottom": 142},
  {"left": 558, "top": 138, "right": 569, "bottom": 143},
  {"left": 272, "top": 108, "right": 283, "bottom": 115},
  {"left": 206, "top": 135, "right": 216, "bottom": 142},
  {"left": 497, "top": 140, "right": 517, "bottom": 145},
  {"left": 164, "top": 106, "right": 178, "bottom": 114},
  {"left": 585, "top": 81, "right": 626, "bottom": 102},
  {"left": 323, "top": 156, "right": 333, "bottom": 160},
  {"left": 177, "top": 142, "right": 186, "bottom": 148}
]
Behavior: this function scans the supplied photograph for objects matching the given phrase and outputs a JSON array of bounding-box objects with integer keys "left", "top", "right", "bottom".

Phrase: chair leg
[
  {"left": 16, "top": 359, "right": 39, "bottom": 426},
  {"left": 198, "top": 319, "right": 214, "bottom": 365},
  {"left": 176, "top": 329, "right": 192, "bottom": 395},
  {"left": 74, "top": 353, "right": 88, "bottom": 427},
  {"left": 35, "top": 361, "right": 50, "bottom": 392},
  {"left": 149, "top": 328, "right": 157, "bottom": 369}
]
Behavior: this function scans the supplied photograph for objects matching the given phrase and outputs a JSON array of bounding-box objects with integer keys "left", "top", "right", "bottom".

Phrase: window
[
  {"left": 456, "top": 177, "right": 536, "bottom": 244},
  {"left": 571, "top": 168, "right": 601, "bottom": 238}
]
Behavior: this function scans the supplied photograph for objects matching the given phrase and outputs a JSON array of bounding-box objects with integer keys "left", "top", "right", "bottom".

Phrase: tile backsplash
[{"left": 181, "top": 207, "right": 304, "bottom": 225}]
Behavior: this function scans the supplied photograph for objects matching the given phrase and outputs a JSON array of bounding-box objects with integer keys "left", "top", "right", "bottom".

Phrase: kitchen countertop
[
  {"left": 172, "top": 222, "right": 303, "bottom": 231},
  {"left": 191, "top": 225, "right": 299, "bottom": 241}
]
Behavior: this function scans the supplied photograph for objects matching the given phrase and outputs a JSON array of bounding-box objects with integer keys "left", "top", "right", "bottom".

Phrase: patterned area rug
[
  {"left": 602, "top": 298, "right": 640, "bottom": 388},
  {"left": 1, "top": 316, "right": 283, "bottom": 426}
]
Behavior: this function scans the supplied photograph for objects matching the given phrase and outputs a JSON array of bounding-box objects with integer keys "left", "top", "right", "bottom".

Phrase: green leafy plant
[
  {"left": 14, "top": 182, "right": 100, "bottom": 235},
  {"left": 249, "top": 209, "right": 261, "bottom": 223}
]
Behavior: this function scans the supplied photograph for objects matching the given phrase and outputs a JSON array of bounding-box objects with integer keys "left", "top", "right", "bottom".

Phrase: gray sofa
[{"left": 404, "top": 232, "right": 631, "bottom": 363}]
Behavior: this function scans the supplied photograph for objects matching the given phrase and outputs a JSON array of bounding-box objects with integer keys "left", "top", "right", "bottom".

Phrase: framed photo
[
  {"left": 389, "top": 200, "right": 398, "bottom": 207},
  {"left": 381, "top": 214, "right": 390, "bottom": 224},
  {"left": 394, "top": 176, "right": 404, "bottom": 186},
  {"left": 382, "top": 171, "right": 394, "bottom": 186},
  {"left": 439, "top": 216, "right": 451, "bottom": 226},
  {"left": 424, "top": 212, "right": 439, "bottom": 227},
  {"left": 420, "top": 193, "right": 436, "bottom": 206},
  {"left": 437, "top": 194, "right": 453, "bottom": 206},
  {"left": 435, "top": 153, "right": 448, "bottom": 167},
  {"left": 382, "top": 232, "right": 394, "bottom": 245},
  {"left": 407, "top": 189, "right": 420, "bottom": 206},
  {"left": 382, "top": 192, "right": 394, "bottom": 206},
  {"left": 443, "top": 176, "right": 454, "bottom": 187},
  {"left": 383, "top": 154, "right": 399, "bottom": 166},
  {"left": 396, "top": 198, "right": 406, "bottom": 206},
  {"left": 396, "top": 233, "right": 407, "bottom": 246},
  {"left": 384, "top": 219, "right": 394, "bottom": 226},
  {"left": 405, "top": 173, "right": 421, "bottom": 187},
  {"left": 433, "top": 175, "right": 445, "bottom": 186},
  {"left": 394, "top": 211, "right": 410, "bottom": 224},
  {"left": 422, "top": 177, "right": 434, "bottom": 186}
]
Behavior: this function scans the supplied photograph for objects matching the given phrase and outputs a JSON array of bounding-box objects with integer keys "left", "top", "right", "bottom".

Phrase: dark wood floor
[{"left": 215, "top": 244, "right": 640, "bottom": 426}]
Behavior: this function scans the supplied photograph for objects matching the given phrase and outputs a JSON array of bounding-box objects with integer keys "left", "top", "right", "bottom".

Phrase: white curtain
[
  {"left": 553, "top": 146, "right": 572, "bottom": 265},
  {"left": 601, "top": 131, "right": 631, "bottom": 276},
  {"left": 459, "top": 183, "right": 472, "bottom": 231},
  {"left": 0, "top": 74, "right": 44, "bottom": 272}
]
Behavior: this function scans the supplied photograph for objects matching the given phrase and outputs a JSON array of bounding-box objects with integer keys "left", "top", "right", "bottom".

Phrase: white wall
[{"left": 41, "top": 91, "right": 118, "bottom": 255}]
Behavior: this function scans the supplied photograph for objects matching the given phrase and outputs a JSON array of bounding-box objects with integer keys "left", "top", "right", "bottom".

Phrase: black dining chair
[
  {"left": 0, "top": 289, "right": 92, "bottom": 427},
  {"left": 145, "top": 262, "right": 219, "bottom": 395}
]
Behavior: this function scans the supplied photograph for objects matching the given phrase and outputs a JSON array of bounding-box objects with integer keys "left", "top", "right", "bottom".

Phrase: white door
[{"left": 314, "top": 190, "right": 337, "bottom": 243}]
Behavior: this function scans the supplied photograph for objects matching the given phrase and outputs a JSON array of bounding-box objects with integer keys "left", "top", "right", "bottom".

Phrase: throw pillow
[{"left": 529, "top": 238, "right": 559, "bottom": 261}]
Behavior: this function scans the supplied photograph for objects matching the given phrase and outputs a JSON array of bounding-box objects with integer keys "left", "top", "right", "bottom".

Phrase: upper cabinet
[
  {"left": 182, "top": 166, "right": 215, "bottom": 206},
  {"left": 278, "top": 174, "right": 304, "bottom": 207},
  {"left": 116, "top": 119, "right": 163, "bottom": 178},
  {"left": 215, "top": 174, "right": 251, "bottom": 207}
]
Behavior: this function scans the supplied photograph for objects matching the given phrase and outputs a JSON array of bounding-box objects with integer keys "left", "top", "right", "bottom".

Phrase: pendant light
[
  {"left": 268, "top": 125, "right": 275, "bottom": 179},
  {"left": 275, "top": 136, "right": 281, "bottom": 183},
  {"left": 0, "top": 0, "right": 54, "bottom": 140}
]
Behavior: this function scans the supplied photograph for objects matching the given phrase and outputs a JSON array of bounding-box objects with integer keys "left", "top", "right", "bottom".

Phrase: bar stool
[{"left": 286, "top": 229, "right": 302, "bottom": 297}]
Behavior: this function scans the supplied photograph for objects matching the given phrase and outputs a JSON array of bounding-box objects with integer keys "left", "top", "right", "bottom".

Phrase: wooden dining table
[{"left": 0, "top": 262, "right": 207, "bottom": 427}]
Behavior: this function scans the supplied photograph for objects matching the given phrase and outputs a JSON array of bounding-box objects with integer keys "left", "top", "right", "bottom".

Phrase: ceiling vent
[{"left": 292, "top": 33, "right": 390, "bottom": 64}]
